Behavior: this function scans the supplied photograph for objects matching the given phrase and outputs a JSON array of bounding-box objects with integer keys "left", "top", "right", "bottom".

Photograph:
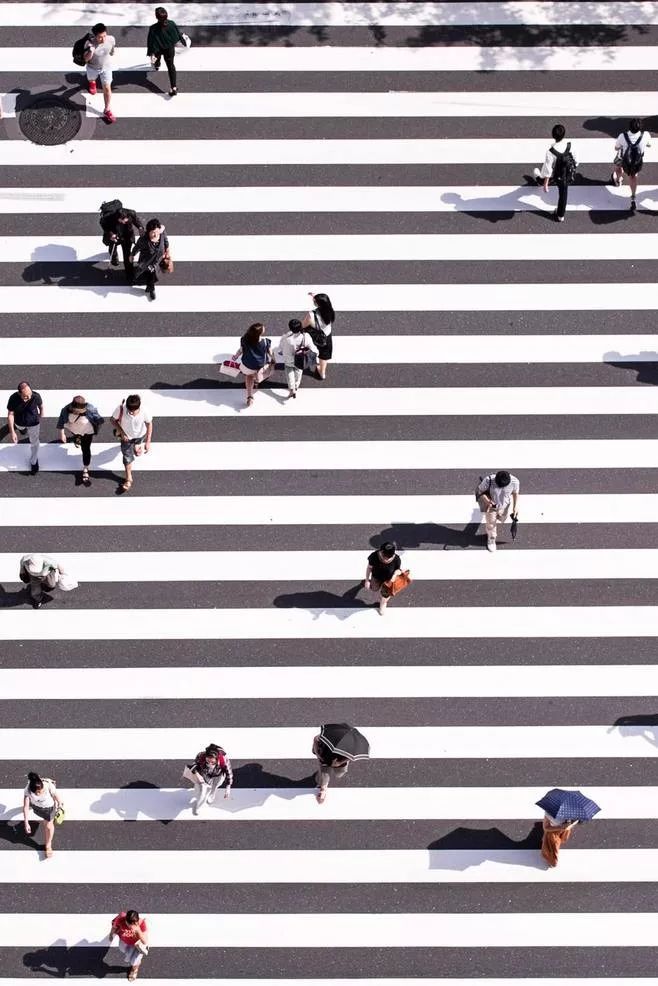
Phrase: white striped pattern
[
  {"left": 2, "top": 334, "right": 654, "bottom": 365},
  {"left": 1, "top": 912, "right": 658, "bottom": 947},
  {"left": 0, "top": 607, "right": 656, "bottom": 642},
  {"left": 2, "top": 664, "right": 658, "bottom": 699},
  {"left": 0, "top": 186, "right": 653, "bottom": 214},
  {"left": 15, "top": 387, "right": 658, "bottom": 417},
  {"left": 5, "top": 847, "right": 658, "bottom": 884},
  {"left": 12, "top": 232, "right": 658, "bottom": 262},
  {"left": 3, "top": 548, "right": 658, "bottom": 584},
  {"left": 0, "top": 786, "right": 653, "bottom": 821},
  {"left": 0, "top": 138, "right": 634, "bottom": 167},
  {"left": 2, "top": 493, "right": 657, "bottom": 526},
  {"left": 0, "top": 283, "right": 655, "bottom": 313},
  {"left": 1, "top": 440, "right": 655, "bottom": 472}
]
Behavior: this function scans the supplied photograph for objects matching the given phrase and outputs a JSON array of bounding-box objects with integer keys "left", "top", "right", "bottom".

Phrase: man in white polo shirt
[
  {"left": 612, "top": 118, "right": 652, "bottom": 213},
  {"left": 84, "top": 22, "right": 117, "bottom": 124},
  {"left": 111, "top": 394, "right": 153, "bottom": 493},
  {"left": 476, "top": 470, "right": 520, "bottom": 553}
]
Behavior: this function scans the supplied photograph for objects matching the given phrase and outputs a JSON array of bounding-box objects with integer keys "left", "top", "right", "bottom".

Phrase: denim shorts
[{"left": 120, "top": 435, "right": 146, "bottom": 465}]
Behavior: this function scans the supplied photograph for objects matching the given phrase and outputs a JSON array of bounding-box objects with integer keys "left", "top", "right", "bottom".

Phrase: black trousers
[
  {"left": 155, "top": 47, "right": 177, "bottom": 88},
  {"left": 79, "top": 433, "right": 93, "bottom": 467},
  {"left": 109, "top": 237, "right": 135, "bottom": 280},
  {"left": 556, "top": 180, "right": 568, "bottom": 219}
]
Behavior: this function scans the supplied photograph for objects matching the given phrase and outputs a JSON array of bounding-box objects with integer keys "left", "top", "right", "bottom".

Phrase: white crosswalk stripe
[{"left": 0, "top": 1, "right": 656, "bottom": 983}]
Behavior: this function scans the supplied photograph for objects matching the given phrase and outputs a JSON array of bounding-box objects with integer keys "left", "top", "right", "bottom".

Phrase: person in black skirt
[{"left": 302, "top": 291, "right": 335, "bottom": 380}]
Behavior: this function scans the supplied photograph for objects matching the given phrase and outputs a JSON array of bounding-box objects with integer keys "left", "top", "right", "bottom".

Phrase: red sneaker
[
  {"left": 104, "top": 109, "right": 116, "bottom": 124},
  {"left": 88, "top": 80, "right": 97, "bottom": 95}
]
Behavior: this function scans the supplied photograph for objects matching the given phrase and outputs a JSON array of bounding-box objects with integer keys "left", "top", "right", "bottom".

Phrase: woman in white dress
[{"left": 23, "top": 771, "right": 63, "bottom": 858}]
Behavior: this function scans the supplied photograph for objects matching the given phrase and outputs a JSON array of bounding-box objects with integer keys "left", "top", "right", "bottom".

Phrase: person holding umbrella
[
  {"left": 312, "top": 723, "right": 370, "bottom": 804},
  {"left": 536, "top": 788, "right": 601, "bottom": 867}
]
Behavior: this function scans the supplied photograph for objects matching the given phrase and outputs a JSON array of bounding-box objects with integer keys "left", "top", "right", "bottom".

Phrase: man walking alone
[
  {"left": 534, "top": 123, "right": 577, "bottom": 223},
  {"left": 7, "top": 381, "right": 43, "bottom": 475},
  {"left": 84, "top": 22, "right": 117, "bottom": 124}
]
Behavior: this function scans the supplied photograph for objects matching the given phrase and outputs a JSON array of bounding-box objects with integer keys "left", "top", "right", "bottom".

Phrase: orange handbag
[{"left": 382, "top": 570, "right": 412, "bottom": 598}]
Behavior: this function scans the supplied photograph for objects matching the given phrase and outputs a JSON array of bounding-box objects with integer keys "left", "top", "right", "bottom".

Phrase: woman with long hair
[
  {"left": 302, "top": 291, "right": 335, "bottom": 380},
  {"left": 233, "top": 322, "right": 274, "bottom": 407}
]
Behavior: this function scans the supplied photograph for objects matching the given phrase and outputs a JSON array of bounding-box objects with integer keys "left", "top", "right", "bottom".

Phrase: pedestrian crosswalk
[{"left": 2, "top": 0, "right": 658, "bottom": 982}]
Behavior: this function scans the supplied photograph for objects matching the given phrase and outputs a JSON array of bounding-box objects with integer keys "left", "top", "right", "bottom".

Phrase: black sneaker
[
  {"left": 147, "top": 286, "right": 156, "bottom": 301},
  {"left": 630, "top": 198, "right": 637, "bottom": 212},
  {"left": 110, "top": 252, "right": 120, "bottom": 267},
  {"left": 31, "top": 598, "right": 42, "bottom": 609},
  {"left": 30, "top": 461, "right": 39, "bottom": 475}
]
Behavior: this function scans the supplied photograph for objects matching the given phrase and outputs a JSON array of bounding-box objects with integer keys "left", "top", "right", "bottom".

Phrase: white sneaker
[
  {"left": 206, "top": 794, "right": 215, "bottom": 805},
  {"left": 487, "top": 538, "right": 497, "bottom": 552},
  {"left": 533, "top": 167, "right": 542, "bottom": 182},
  {"left": 192, "top": 802, "right": 200, "bottom": 816}
]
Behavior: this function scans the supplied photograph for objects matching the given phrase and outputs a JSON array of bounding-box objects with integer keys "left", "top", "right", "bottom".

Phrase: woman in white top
[
  {"left": 23, "top": 771, "right": 63, "bottom": 858},
  {"left": 301, "top": 291, "right": 335, "bottom": 381},
  {"left": 56, "top": 395, "right": 104, "bottom": 487},
  {"left": 278, "top": 318, "right": 318, "bottom": 399}
]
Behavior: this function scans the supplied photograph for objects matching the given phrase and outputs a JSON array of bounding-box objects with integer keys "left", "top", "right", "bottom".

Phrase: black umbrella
[
  {"left": 320, "top": 723, "right": 370, "bottom": 761},
  {"left": 510, "top": 513, "right": 519, "bottom": 541}
]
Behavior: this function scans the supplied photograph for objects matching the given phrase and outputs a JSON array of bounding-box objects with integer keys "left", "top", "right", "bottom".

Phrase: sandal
[
  {"left": 121, "top": 480, "right": 133, "bottom": 492},
  {"left": 128, "top": 969, "right": 138, "bottom": 982},
  {"left": 82, "top": 469, "right": 91, "bottom": 487},
  {"left": 44, "top": 847, "right": 54, "bottom": 858},
  {"left": 246, "top": 396, "right": 254, "bottom": 406}
]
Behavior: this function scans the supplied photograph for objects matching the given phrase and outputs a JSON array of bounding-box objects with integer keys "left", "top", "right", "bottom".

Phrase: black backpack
[
  {"left": 99, "top": 199, "right": 123, "bottom": 230},
  {"left": 72, "top": 32, "right": 91, "bottom": 66},
  {"left": 550, "top": 142, "right": 577, "bottom": 184},
  {"left": 622, "top": 132, "right": 644, "bottom": 176}
]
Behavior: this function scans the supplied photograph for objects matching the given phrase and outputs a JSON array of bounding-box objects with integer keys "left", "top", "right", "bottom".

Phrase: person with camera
[
  {"left": 130, "top": 218, "right": 173, "bottom": 301},
  {"left": 111, "top": 394, "right": 153, "bottom": 493}
]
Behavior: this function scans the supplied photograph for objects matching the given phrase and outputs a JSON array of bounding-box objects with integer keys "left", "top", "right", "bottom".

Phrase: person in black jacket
[
  {"left": 147, "top": 6, "right": 186, "bottom": 97},
  {"left": 130, "top": 218, "right": 172, "bottom": 301},
  {"left": 100, "top": 206, "right": 144, "bottom": 280}
]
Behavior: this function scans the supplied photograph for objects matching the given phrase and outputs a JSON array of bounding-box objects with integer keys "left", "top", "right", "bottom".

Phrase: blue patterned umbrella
[{"left": 536, "top": 788, "right": 601, "bottom": 822}]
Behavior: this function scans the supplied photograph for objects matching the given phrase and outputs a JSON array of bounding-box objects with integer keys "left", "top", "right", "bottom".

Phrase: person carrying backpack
[
  {"left": 99, "top": 201, "right": 144, "bottom": 279},
  {"left": 533, "top": 123, "right": 577, "bottom": 223},
  {"left": 612, "top": 118, "right": 652, "bottom": 213}
]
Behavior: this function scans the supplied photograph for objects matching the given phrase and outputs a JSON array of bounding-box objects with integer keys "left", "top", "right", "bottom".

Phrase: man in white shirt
[
  {"left": 533, "top": 123, "right": 577, "bottom": 222},
  {"left": 83, "top": 22, "right": 117, "bottom": 124},
  {"left": 111, "top": 394, "right": 153, "bottom": 493},
  {"left": 612, "top": 118, "right": 651, "bottom": 213},
  {"left": 476, "top": 470, "right": 520, "bottom": 553}
]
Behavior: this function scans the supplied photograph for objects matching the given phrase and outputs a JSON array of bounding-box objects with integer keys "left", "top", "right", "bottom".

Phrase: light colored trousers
[
  {"left": 478, "top": 495, "right": 509, "bottom": 541},
  {"left": 18, "top": 424, "right": 40, "bottom": 464},
  {"left": 193, "top": 775, "right": 223, "bottom": 809},
  {"left": 285, "top": 364, "right": 303, "bottom": 391}
]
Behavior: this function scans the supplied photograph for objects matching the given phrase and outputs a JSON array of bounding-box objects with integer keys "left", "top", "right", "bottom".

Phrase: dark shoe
[
  {"left": 169, "top": 87, "right": 178, "bottom": 96},
  {"left": 31, "top": 598, "right": 42, "bottom": 609},
  {"left": 147, "top": 287, "right": 156, "bottom": 301},
  {"left": 30, "top": 461, "right": 39, "bottom": 475},
  {"left": 630, "top": 198, "right": 637, "bottom": 212},
  {"left": 81, "top": 469, "right": 91, "bottom": 487},
  {"left": 110, "top": 250, "right": 120, "bottom": 267}
]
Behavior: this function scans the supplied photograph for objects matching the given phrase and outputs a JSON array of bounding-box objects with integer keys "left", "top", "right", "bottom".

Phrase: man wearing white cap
[{"left": 19, "top": 554, "right": 64, "bottom": 609}]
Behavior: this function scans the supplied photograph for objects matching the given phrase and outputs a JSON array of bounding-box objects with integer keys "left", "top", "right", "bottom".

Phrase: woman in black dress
[{"left": 302, "top": 291, "right": 335, "bottom": 380}]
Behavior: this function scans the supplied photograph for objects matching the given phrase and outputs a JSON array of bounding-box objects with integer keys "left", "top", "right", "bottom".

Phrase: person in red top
[{"left": 109, "top": 909, "right": 149, "bottom": 981}]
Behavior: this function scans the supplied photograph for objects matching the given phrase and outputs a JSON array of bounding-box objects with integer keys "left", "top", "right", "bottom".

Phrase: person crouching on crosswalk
[
  {"left": 185, "top": 743, "right": 233, "bottom": 815},
  {"left": 475, "top": 470, "right": 520, "bottom": 552},
  {"left": 109, "top": 910, "right": 149, "bottom": 982}
]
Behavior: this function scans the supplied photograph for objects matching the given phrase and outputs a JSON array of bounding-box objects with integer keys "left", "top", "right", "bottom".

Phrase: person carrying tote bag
[
  {"left": 233, "top": 321, "right": 275, "bottom": 407},
  {"left": 23, "top": 771, "right": 64, "bottom": 858}
]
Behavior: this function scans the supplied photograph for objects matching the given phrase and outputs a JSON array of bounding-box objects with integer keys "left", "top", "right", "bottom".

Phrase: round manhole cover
[{"left": 18, "top": 95, "right": 82, "bottom": 145}]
